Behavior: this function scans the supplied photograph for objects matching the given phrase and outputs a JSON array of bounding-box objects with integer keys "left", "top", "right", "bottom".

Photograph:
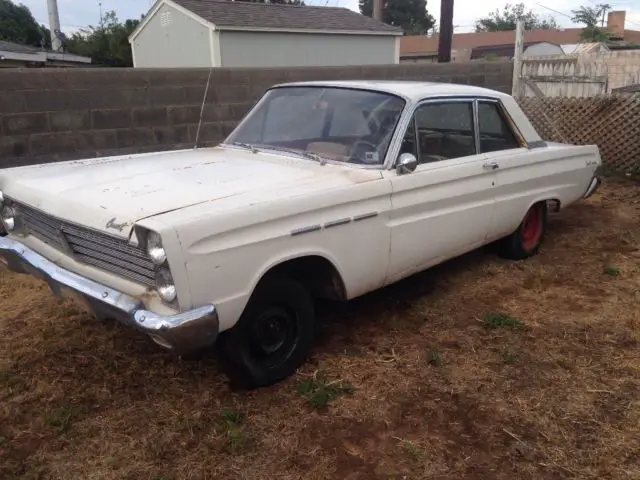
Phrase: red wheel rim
[{"left": 521, "top": 206, "right": 542, "bottom": 251}]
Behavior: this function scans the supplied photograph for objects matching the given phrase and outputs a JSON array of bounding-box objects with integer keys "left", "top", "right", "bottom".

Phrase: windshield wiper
[
  {"left": 253, "top": 144, "right": 327, "bottom": 165},
  {"left": 229, "top": 142, "right": 258, "bottom": 153}
]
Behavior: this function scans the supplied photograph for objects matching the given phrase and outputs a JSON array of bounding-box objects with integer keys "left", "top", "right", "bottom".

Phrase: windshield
[{"left": 224, "top": 86, "right": 406, "bottom": 166}]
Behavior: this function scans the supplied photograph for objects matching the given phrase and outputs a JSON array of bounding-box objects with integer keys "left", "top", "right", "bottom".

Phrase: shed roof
[
  {"left": 0, "top": 40, "right": 43, "bottom": 54},
  {"left": 0, "top": 40, "right": 91, "bottom": 64},
  {"left": 171, "top": 0, "right": 402, "bottom": 34}
]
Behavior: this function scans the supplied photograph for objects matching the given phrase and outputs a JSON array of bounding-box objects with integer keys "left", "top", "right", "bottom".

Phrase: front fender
[{"left": 248, "top": 248, "right": 347, "bottom": 300}]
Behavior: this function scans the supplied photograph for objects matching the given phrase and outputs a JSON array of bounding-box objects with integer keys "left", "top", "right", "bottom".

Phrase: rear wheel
[
  {"left": 498, "top": 202, "right": 547, "bottom": 260},
  {"left": 216, "top": 276, "right": 315, "bottom": 389}
]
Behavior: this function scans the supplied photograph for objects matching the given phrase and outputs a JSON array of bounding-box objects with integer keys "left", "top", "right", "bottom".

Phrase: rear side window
[{"left": 477, "top": 102, "right": 520, "bottom": 153}]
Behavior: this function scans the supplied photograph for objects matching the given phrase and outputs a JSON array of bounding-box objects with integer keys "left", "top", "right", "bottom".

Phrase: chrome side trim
[
  {"left": 353, "top": 212, "right": 379, "bottom": 222},
  {"left": 0, "top": 236, "right": 219, "bottom": 354},
  {"left": 290, "top": 212, "right": 379, "bottom": 236},
  {"left": 291, "top": 225, "right": 322, "bottom": 236},
  {"left": 324, "top": 218, "right": 351, "bottom": 229}
]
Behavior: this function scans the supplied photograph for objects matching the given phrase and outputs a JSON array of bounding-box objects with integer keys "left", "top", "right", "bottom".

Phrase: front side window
[
  {"left": 477, "top": 101, "right": 521, "bottom": 153},
  {"left": 225, "top": 86, "right": 406, "bottom": 166},
  {"left": 401, "top": 101, "right": 477, "bottom": 163}
]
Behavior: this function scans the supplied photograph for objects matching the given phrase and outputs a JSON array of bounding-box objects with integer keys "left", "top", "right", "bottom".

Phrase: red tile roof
[{"left": 401, "top": 28, "right": 640, "bottom": 55}]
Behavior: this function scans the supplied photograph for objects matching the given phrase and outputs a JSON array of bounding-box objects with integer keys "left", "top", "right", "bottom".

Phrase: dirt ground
[{"left": 1, "top": 177, "right": 639, "bottom": 480}]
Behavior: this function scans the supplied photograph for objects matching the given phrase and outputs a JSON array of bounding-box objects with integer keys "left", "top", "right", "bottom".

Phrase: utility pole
[
  {"left": 47, "top": 0, "right": 63, "bottom": 52},
  {"left": 599, "top": 3, "right": 611, "bottom": 27},
  {"left": 437, "top": 0, "right": 454, "bottom": 63},
  {"left": 373, "top": 0, "right": 382, "bottom": 22},
  {"left": 512, "top": 19, "right": 524, "bottom": 97}
]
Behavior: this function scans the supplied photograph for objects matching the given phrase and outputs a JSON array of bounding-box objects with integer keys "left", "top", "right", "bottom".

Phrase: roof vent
[{"left": 160, "top": 11, "right": 172, "bottom": 27}]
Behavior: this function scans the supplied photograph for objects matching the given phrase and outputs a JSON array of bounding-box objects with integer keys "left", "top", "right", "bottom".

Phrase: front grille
[
  {"left": 14, "top": 201, "right": 156, "bottom": 286},
  {"left": 16, "top": 201, "right": 66, "bottom": 250}
]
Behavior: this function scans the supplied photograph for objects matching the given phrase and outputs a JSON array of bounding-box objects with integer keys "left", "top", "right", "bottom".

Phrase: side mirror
[{"left": 396, "top": 153, "right": 418, "bottom": 175}]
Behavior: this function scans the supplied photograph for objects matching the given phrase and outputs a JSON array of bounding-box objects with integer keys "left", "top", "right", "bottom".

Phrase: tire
[
  {"left": 216, "top": 276, "right": 315, "bottom": 389},
  {"left": 498, "top": 202, "right": 547, "bottom": 260}
]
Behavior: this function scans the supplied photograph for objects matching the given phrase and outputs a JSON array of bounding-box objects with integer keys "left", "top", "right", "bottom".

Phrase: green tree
[
  {"left": 571, "top": 4, "right": 612, "bottom": 41},
  {"left": 65, "top": 11, "right": 140, "bottom": 67},
  {"left": 0, "top": 0, "right": 50, "bottom": 48},
  {"left": 359, "top": 0, "right": 435, "bottom": 35},
  {"left": 475, "top": 3, "right": 558, "bottom": 32}
]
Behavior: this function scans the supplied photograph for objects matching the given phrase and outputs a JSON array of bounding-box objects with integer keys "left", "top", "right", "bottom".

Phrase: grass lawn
[{"left": 1, "top": 177, "right": 638, "bottom": 480}]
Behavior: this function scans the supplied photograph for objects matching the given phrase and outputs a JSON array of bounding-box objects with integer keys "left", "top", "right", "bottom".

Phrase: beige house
[{"left": 401, "top": 10, "right": 640, "bottom": 63}]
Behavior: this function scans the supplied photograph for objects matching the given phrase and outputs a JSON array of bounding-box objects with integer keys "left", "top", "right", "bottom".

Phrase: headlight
[
  {"left": 146, "top": 231, "right": 167, "bottom": 265},
  {"left": 1, "top": 205, "right": 15, "bottom": 232},
  {"left": 0, "top": 191, "right": 4, "bottom": 207},
  {"left": 155, "top": 267, "right": 177, "bottom": 303}
]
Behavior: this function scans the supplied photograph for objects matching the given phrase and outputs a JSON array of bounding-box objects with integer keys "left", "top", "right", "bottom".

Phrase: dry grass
[{"left": 1, "top": 178, "right": 639, "bottom": 480}]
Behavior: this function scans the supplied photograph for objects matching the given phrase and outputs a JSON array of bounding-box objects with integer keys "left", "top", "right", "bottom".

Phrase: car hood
[{"left": 0, "top": 146, "right": 382, "bottom": 238}]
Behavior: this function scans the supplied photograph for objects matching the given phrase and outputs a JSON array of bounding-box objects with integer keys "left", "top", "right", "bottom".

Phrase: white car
[{"left": 0, "top": 81, "right": 601, "bottom": 388}]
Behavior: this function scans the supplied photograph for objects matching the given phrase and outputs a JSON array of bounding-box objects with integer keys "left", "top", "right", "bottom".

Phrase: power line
[{"left": 534, "top": 3, "right": 572, "bottom": 20}]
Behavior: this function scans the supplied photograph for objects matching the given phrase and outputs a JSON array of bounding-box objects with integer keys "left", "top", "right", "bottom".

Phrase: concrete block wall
[
  {"left": 0, "top": 62, "right": 513, "bottom": 168},
  {"left": 597, "top": 51, "right": 640, "bottom": 91}
]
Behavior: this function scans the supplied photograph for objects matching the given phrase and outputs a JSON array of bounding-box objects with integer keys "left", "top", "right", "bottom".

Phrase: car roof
[{"left": 272, "top": 80, "right": 510, "bottom": 102}]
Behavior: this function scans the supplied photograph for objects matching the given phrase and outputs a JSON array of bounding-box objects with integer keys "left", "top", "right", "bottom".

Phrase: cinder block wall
[{"left": 0, "top": 62, "right": 513, "bottom": 168}]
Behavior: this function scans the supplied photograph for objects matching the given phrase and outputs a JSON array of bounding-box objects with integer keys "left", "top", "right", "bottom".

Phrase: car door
[
  {"left": 475, "top": 99, "right": 591, "bottom": 242},
  {"left": 383, "top": 98, "right": 497, "bottom": 284}
]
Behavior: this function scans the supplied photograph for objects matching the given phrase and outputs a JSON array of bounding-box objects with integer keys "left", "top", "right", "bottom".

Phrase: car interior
[
  {"left": 399, "top": 100, "right": 522, "bottom": 164},
  {"left": 237, "top": 89, "right": 405, "bottom": 165}
]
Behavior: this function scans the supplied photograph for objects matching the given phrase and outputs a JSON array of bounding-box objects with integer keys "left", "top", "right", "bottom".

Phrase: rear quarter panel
[{"left": 489, "top": 143, "right": 600, "bottom": 239}]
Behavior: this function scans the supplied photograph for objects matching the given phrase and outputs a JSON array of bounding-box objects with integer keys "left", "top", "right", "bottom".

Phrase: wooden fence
[
  {"left": 520, "top": 58, "right": 609, "bottom": 98},
  {"left": 518, "top": 95, "right": 640, "bottom": 174}
]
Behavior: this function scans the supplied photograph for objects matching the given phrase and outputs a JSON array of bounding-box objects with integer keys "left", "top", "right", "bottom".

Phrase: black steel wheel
[{"left": 216, "top": 276, "right": 315, "bottom": 389}]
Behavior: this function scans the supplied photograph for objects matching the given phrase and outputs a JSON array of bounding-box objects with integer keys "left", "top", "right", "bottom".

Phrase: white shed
[
  {"left": 523, "top": 42, "right": 564, "bottom": 58},
  {"left": 128, "top": 0, "right": 403, "bottom": 68}
]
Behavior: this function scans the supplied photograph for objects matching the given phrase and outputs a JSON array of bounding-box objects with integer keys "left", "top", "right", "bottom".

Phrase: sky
[{"left": 17, "top": 0, "right": 640, "bottom": 34}]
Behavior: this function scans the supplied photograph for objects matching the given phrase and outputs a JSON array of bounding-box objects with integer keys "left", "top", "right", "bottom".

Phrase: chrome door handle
[{"left": 483, "top": 161, "right": 499, "bottom": 170}]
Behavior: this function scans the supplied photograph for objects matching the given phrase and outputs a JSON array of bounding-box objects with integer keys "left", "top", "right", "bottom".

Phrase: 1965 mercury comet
[{"left": 0, "top": 81, "right": 601, "bottom": 388}]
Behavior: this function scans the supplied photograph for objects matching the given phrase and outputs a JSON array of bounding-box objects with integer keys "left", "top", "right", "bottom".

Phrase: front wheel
[
  {"left": 216, "top": 276, "right": 315, "bottom": 389},
  {"left": 498, "top": 202, "right": 547, "bottom": 260}
]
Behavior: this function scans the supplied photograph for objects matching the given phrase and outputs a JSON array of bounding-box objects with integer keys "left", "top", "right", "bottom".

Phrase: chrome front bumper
[
  {"left": 0, "top": 236, "right": 219, "bottom": 354},
  {"left": 583, "top": 176, "right": 601, "bottom": 199}
]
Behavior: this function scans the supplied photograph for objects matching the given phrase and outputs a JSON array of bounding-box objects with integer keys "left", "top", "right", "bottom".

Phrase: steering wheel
[{"left": 349, "top": 140, "right": 380, "bottom": 164}]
